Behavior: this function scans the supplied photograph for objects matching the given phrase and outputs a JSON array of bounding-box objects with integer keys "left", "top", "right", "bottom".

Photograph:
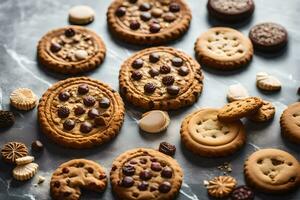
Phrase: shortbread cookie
[
  {"left": 38, "top": 77, "right": 125, "bottom": 148},
  {"left": 207, "top": 0, "right": 255, "bottom": 22},
  {"left": 119, "top": 47, "right": 203, "bottom": 110},
  {"left": 110, "top": 148, "right": 183, "bottom": 200},
  {"left": 0, "top": 110, "right": 15, "bottom": 128},
  {"left": 280, "top": 102, "right": 300, "bottom": 144},
  {"left": 69, "top": 5, "right": 95, "bottom": 25},
  {"left": 1, "top": 142, "right": 28, "bottom": 164},
  {"left": 107, "top": 0, "right": 192, "bottom": 45},
  {"left": 249, "top": 100, "right": 275, "bottom": 122},
  {"left": 206, "top": 176, "right": 237, "bottom": 198},
  {"left": 15, "top": 156, "right": 34, "bottom": 166},
  {"left": 13, "top": 163, "right": 38, "bottom": 181},
  {"left": 218, "top": 97, "right": 263, "bottom": 122},
  {"left": 244, "top": 149, "right": 300, "bottom": 193},
  {"left": 37, "top": 26, "right": 106, "bottom": 74},
  {"left": 195, "top": 27, "right": 253, "bottom": 70},
  {"left": 139, "top": 110, "right": 170, "bottom": 133},
  {"left": 181, "top": 108, "right": 246, "bottom": 157},
  {"left": 256, "top": 72, "right": 281, "bottom": 91},
  {"left": 50, "top": 159, "right": 107, "bottom": 200},
  {"left": 227, "top": 83, "right": 249, "bottom": 102},
  {"left": 10, "top": 88, "right": 37, "bottom": 110}
]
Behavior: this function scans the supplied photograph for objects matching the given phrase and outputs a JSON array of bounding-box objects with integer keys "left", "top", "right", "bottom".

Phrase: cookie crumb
[
  {"left": 203, "top": 180, "right": 209, "bottom": 187},
  {"left": 217, "top": 162, "right": 232, "bottom": 174},
  {"left": 37, "top": 175, "right": 45, "bottom": 184}
]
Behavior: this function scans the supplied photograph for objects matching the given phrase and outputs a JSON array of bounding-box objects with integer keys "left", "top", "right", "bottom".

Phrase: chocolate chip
[
  {"left": 159, "top": 142, "right": 176, "bottom": 156},
  {"left": 57, "top": 107, "right": 70, "bottom": 118},
  {"left": 62, "top": 167, "right": 69, "bottom": 173},
  {"left": 58, "top": 91, "right": 70, "bottom": 101},
  {"left": 31, "top": 140, "right": 43, "bottom": 152},
  {"left": 140, "top": 12, "right": 151, "bottom": 21},
  {"left": 83, "top": 96, "right": 96, "bottom": 106},
  {"left": 178, "top": 66, "right": 189, "bottom": 76},
  {"left": 150, "top": 186, "right": 158, "bottom": 192},
  {"left": 64, "top": 192, "right": 71, "bottom": 197},
  {"left": 99, "top": 97, "right": 110, "bottom": 109},
  {"left": 159, "top": 181, "right": 171, "bottom": 193},
  {"left": 163, "top": 12, "right": 176, "bottom": 22},
  {"left": 167, "top": 85, "right": 180, "bottom": 96},
  {"left": 151, "top": 8, "right": 163, "bottom": 18},
  {"left": 122, "top": 165, "right": 136, "bottom": 176},
  {"left": 116, "top": 7, "right": 126, "bottom": 17},
  {"left": 150, "top": 158, "right": 157, "bottom": 162},
  {"left": 140, "top": 158, "right": 147, "bottom": 164},
  {"left": 160, "top": 65, "right": 171, "bottom": 74},
  {"left": 64, "top": 28, "right": 75, "bottom": 37},
  {"left": 169, "top": 3, "right": 180, "bottom": 12},
  {"left": 149, "top": 68, "right": 159, "bottom": 77},
  {"left": 172, "top": 57, "right": 183, "bottom": 67},
  {"left": 151, "top": 162, "right": 162, "bottom": 171},
  {"left": 88, "top": 108, "right": 100, "bottom": 119},
  {"left": 139, "top": 169, "right": 152, "bottom": 180},
  {"left": 80, "top": 122, "right": 93, "bottom": 133},
  {"left": 149, "top": 53, "right": 160, "bottom": 63},
  {"left": 144, "top": 83, "right": 156, "bottom": 93},
  {"left": 162, "top": 76, "right": 175, "bottom": 86},
  {"left": 130, "top": 20, "right": 140, "bottom": 30},
  {"left": 87, "top": 167, "right": 94, "bottom": 173},
  {"left": 161, "top": 167, "right": 173, "bottom": 178},
  {"left": 138, "top": 181, "right": 149, "bottom": 191},
  {"left": 63, "top": 119, "right": 75, "bottom": 130},
  {"left": 78, "top": 84, "right": 89, "bottom": 94},
  {"left": 74, "top": 106, "right": 85, "bottom": 116},
  {"left": 150, "top": 23, "right": 161, "bottom": 33},
  {"left": 139, "top": 3, "right": 151, "bottom": 11},
  {"left": 54, "top": 181, "right": 60, "bottom": 188},
  {"left": 121, "top": 176, "right": 134, "bottom": 187},
  {"left": 94, "top": 117, "right": 106, "bottom": 126},
  {"left": 231, "top": 185, "right": 255, "bottom": 200},
  {"left": 129, "top": 0, "right": 137, "bottom": 3},
  {"left": 132, "top": 59, "right": 144, "bottom": 69},
  {"left": 50, "top": 42, "right": 61, "bottom": 53},
  {"left": 131, "top": 71, "right": 143, "bottom": 80}
]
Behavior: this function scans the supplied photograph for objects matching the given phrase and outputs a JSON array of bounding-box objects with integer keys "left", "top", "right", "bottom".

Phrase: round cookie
[
  {"left": 195, "top": 27, "right": 253, "bottom": 70},
  {"left": 1, "top": 142, "right": 28, "bottom": 164},
  {"left": 38, "top": 77, "right": 125, "bottom": 149},
  {"left": 207, "top": 0, "right": 255, "bottom": 22},
  {"left": 10, "top": 88, "right": 37, "bottom": 110},
  {"left": 180, "top": 108, "right": 246, "bottom": 157},
  {"left": 249, "top": 22, "right": 288, "bottom": 52},
  {"left": 68, "top": 5, "right": 95, "bottom": 25},
  {"left": 280, "top": 102, "right": 300, "bottom": 144},
  {"left": 119, "top": 47, "right": 203, "bottom": 110},
  {"left": 50, "top": 159, "right": 107, "bottom": 200},
  {"left": 110, "top": 148, "right": 183, "bottom": 200},
  {"left": 37, "top": 26, "right": 106, "bottom": 74},
  {"left": 248, "top": 100, "right": 275, "bottom": 122},
  {"left": 107, "top": 0, "right": 192, "bottom": 45},
  {"left": 244, "top": 149, "right": 300, "bottom": 193}
]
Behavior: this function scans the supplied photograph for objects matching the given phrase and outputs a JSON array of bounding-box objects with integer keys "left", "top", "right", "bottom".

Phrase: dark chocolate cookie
[
  {"left": 249, "top": 22, "right": 288, "bottom": 52},
  {"left": 207, "top": 0, "right": 255, "bottom": 22},
  {"left": 231, "top": 185, "right": 254, "bottom": 200}
]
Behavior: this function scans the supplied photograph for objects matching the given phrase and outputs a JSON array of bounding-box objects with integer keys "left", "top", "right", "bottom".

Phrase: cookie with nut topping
[
  {"left": 38, "top": 77, "right": 125, "bottom": 149},
  {"left": 37, "top": 26, "right": 106, "bottom": 74},
  {"left": 119, "top": 47, "right": 203, "bottom": 110},
  {"left": 107, "top": 0, "right": 192, "bottom": 45}
]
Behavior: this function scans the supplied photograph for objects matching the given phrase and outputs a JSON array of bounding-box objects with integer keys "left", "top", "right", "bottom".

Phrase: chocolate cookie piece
[
  {"left": 107, "top": 0, "right": 192, "bottom": 45},
  {"left": 38, "top": 77, "right": 125, "bottom": 149},
  {"left": 231, "top": 185, "right": 255, "bottom": 200},
  {"left": 110, "top": 148, "right": 183, "bottom": 200},
  {"left": 159, "top": 142, "right": 176, "bottom": 156},
  {"left": 207, "top": 0, "right": 255, "bottom": 22},
  {"left": 37, "top": 26, "right": 106, "bottom": 74},
  {"left": 249, "top": 23, "right": 288, "bottom": 52},
  {"left": 0, "top": 110, "right": 15, "bottom": 128}
]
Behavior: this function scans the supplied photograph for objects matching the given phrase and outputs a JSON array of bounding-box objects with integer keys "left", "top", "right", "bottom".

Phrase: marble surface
[{"left": 0, "top": 0, "right": 300, "bottom": 199}]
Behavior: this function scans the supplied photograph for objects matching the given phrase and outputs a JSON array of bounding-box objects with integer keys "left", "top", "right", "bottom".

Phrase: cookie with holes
[
  {"left": 37, "top": 26, "right": 106, "bottom": 74},
  {"left": 195, "top": 27, "right": 253, "bottom": 70},
  {"left": 107, "top": 0, "right": 192, "bottom": 45},
  {"left": 244, "top": 149, "right": 300, "bottom": 193},
  {"left": 110, "top": 148, "right": 183, "bottom": 200},
  {"left": 280, "top": 102, "right": 300, "bottom": 144},
  {"left": 38, "top": 77, "right": 125, "bottom": 149},
  {"left": 180, "top": 108, "right": 246, "bottom": 157},
  {"left": 50, "top": 159, "right": 107, "bottom": 200},
  {"left": 119, "top": 47, "right": 203, "bottom": 110}
]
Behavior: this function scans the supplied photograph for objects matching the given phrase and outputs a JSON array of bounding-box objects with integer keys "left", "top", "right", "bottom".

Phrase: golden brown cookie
[
  {"left": 50, "top": 159, "right": 107, "bottom": 200},
  {"left": 280, "top": 102, "right": 300, "bottom": 144},
  {"left": 110, "top": 148, "right": 183, "bottom": 200},
  {"left": 244, "top": 149, "right": 300, "bottom": 193},
  {"left": 180, "top": 108, "right": 246, "bottom": 157},
  {"left": 1, "top": 142, "right": 28, "bottom": 164},
  {"left": 248, "top": 100, "right": 275, "bottom": 122},
  {"left": 119, "top": 47, "right": 203, "bottom": 110},
  {"left": 107, "top": 0, "right": 192, "bottom": 45},
  {"left": 37, "top": 26, "right": 106, "bottom": 74},
  {"left": 218, "top": 97, "right": 263, "bottom": 122},
  {"left": 38, "top": 77, "right": 125, "bottom": 149},
  {"left": 206, "top": 176, "right": 237, "bottom": 198},
  {"left": 10, "top": 88, "right": 37, "bottom": 110},
  {"left": 195, "top": 27, "right": 253, "bottom": 70}
]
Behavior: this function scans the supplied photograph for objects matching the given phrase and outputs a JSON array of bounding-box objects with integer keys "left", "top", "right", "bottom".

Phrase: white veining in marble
[{"left": 180, "top": 182, "right": 199, "bottom": 200}]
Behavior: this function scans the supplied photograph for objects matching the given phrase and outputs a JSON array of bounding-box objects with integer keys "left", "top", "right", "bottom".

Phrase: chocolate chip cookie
[
  {"left": 107, "top": 0, "right": 192, "bottom": 45},
  {"left": 38, "top": 77, "right": 125, "bottom": 149},
  {"left": 110, "top": 148, "right": 183, "bottom": 200},
  {"left": 37, "top": 26, "right": 106, "bottom": 74},
  {"left": 119, "top": 47, "right": 203, "bottom": 110}
]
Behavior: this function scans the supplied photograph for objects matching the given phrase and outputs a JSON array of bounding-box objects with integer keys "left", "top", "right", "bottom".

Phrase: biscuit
[
  {"left": 1, "top": 142, "right": 28, "bottom": 164},
  {"left": 15, "top": 156, "right": 34, "bottom": 166},
  {"left": 206, "top": 176, "right": 237, "bottom": 198},
  {"left": 181, "top": 108, "right": 246, "bottom": 157},
  {"left": 227, "top": 83, "right": 249, "bottom": 102},
  {"left": 68, "top": 5, "right": 95, "bottom": 25},
  {"left": 13, "top": 163, "right": 38, "bottom": 181},
  {"left": 256, "top": 72, "right": 281, "bottom": 91},
  {"left": 248, "top": 100, "right": 275, "bottom": 122},
  {"left": 139, "top": 110, "right": 170, "bottom": 133},
  {"left": 195, "top": 27, "right": 253, "bottom": 70},
  {"left": 10, "top": 88, "right": 37, "bottom": 110},
  {"left": 0, "top": 110, "right": 15, "bottom": 128}
]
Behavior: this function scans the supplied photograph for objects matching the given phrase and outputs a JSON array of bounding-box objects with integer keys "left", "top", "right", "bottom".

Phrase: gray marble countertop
[{"left": 0, "top": 0, "right": 300, "bottom": 199}]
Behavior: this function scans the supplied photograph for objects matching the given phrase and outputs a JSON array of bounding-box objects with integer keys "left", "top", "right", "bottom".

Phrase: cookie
[
  {"left": 244, "top": 149, "right": 300, "bottom": 193},
  {"left": 181, "top": 108, "right": 246, "bottom": 157},
  {"left": 107, "top": 0, "right": 192, "bottom": 45},
  {"left": 31, "top": 140, "right": 44, "bottom": 152},
  {"left": 119, "top": 47, "right": 203, "bottom": 110},
  {"left": 218, "top": 97, "right": 263, "bottom": 122},
  {"left": 50, "top": 159, "right": 107, "bottom": 200},
  {"left": 207, "top": 0, "right": 255, "bottom": 22},
  {"left": 15, "top": 156, "right": 34, "bottom": 166},
  {"left": 10, "top": 88, "right": 37, "bottom": 110},
  {"left": 110, "top": 148, "right": 183, "bottom": 200},
  {"left": 256, "top": 72, "right": 281, "bottom": 91},
  {"left": 205, "top": 176, "right": 237, "bottom": 198},
  {"left": 0, "top": 110, "right": 15, "bottom": 128},
  {"left": 249, "top": 23, "right": 288, "bottom": 52},
  {"left": 38, "top": 77, "right": 125, "bottom": 149},
  {"left": 227, "top": 83, "right": 249, "bottom": 102},
  {"left": 1, "top": 142, "right": 28, "bottom": 164},
  {"left": 231, "top": 185, "right": 255, "bottom": 200},
  {"left": 139, "top": 110, "right": 170, "bottom": 133},
  {"left": 159, "top": 142, "right": 176, "bottom": 156},
  {"left": 37, "top": 26, "right": 106, "bottom": 74},
  {"left": 68, "top": 5, "right": 95, "bottom": 25},
  {"left": 280, "top": 102, "right": 300, "bottom": 144},
  {"left": 195, "top": 27, "right": 253, "bottom": 70},
  {"left": 248, "top": 100, "right": 275, "bottom": 122},
  {"left": 13, "top": 163, "right": 38, "bottom": 181}
]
